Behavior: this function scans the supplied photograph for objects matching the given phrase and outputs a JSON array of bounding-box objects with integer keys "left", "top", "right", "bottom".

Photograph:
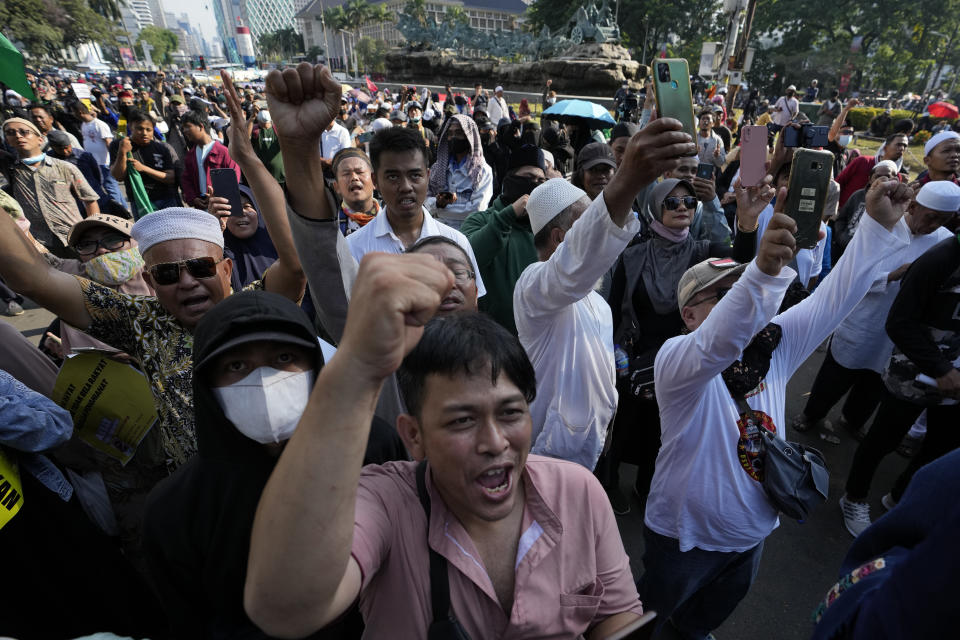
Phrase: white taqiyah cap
[
  {"left": 924, "top": 130, "right": 960, "bottom": 156},
  {"left": 915, "top": 180, "right": 960, "bottom": 213},
  {"left": 131, "top": 207, "right": 224, "bottom": 255},
  {"left": 495, "top": 85, "right": 503, "bottom": 93},
  {"left": 370, "top": 117, "right": 393, "bottom": 132},
  {"left": 526, "top": 178, "right": 588, "bottom": 235},
  {"left": 873, "top": 160, "right": 898, "bottom": 175}
]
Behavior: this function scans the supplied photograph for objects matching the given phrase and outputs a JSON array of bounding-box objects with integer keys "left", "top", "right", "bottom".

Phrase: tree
[
  {"left": 445, "top": 5, "right": 469, "bottom": 26},
  {"left": 369, "top": 3, "right": 393, "bottom": 41},
  {"left": 403, "top": 0, "right": 427, "bottom": 27},
  {"left": 136, "top": 25, "right": 179, "bottom": 64},
  {"left": 356, "top": 35, "right": 387, "bottom": 72},
  {"left": 258, "top": 27, "right": 303, "bottom": 61},
  {"left": 0, "top": 0, "right": 65, "bottom": 57},
  {"left": 306, "top": 45, "right": 325, "bottom": 62}
]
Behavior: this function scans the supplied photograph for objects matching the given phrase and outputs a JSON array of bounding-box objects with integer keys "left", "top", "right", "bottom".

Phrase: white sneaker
[
  {"left": 840, "top": 494, "right": 872, "bottom": 537},
  {"left": 881, "top": 492, "right": 898, "bottom": 511}
]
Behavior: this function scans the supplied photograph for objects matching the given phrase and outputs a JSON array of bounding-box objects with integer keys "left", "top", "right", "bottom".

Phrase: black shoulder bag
[{"left": 415, "top": 461, "right": 472, "bottom": 640}]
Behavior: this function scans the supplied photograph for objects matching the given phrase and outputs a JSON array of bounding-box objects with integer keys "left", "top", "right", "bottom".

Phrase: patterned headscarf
[{"left": 429, "top": 113, "right": 485, "bottom": 195}]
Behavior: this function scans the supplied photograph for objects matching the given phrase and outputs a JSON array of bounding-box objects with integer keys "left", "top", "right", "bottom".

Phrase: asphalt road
[{"left": 3, "top": 300, "right": 907, "bottom": 639}]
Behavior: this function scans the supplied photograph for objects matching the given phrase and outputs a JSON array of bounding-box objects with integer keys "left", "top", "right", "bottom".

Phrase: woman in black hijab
[{"left": 143, "top": 290, "right": 406, "bottom": 639}]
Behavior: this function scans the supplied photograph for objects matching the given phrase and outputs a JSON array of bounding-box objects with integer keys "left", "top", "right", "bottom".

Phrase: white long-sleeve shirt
[
  {"left": 487, "top": 95, "right": 508, "bottom": 125},
  {"left": 514, "top": 193, "right": 640, "bottom": 470},
  {"left": 831, "top": 222, "right": 953, "bottom": 373},
  {"left": 646, "top": 212, "right": 908, "bottom": 552}
]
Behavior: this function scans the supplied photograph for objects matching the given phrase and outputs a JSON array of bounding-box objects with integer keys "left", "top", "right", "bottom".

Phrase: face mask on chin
[
  {"left": 82, "top": 246, "right": 144, "bottom": 286},
  {"left": 212, "top": 367, "right": 315, "bottom": 444}
]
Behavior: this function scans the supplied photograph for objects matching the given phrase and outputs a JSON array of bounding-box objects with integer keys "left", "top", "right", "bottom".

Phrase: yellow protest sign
[
  {"left": 0, "top": 448, "right": 23, "bottom": 530},
  {"left": 53, "top": 352, "right": 158, "bottom": 466}
]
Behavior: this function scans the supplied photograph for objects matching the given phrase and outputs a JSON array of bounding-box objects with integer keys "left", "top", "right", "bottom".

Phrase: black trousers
[
  {"left": 597, "top": 380, "right": 661, "bottom": 498},
  {"left": 802, "top": 343, "right": 884, "bottom": 429},
  {"left": 845, "top": 394, "right": 960, "bottom": 502},
  {"left": 0, "top": 277, "right": 22, "bottom": 304}
]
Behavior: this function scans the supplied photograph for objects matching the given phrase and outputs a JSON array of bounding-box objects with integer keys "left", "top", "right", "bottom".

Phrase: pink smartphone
[{"left": 739, "top": 125, "right": 768, "bottom": 187}]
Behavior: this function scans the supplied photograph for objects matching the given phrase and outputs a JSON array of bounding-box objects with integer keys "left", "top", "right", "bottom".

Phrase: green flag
[
  {"left": 0, "top": 32, "right": 36, "bottom": 102},
  {"left": 126, "top": 152, "right": 156, "bottom": 220}
]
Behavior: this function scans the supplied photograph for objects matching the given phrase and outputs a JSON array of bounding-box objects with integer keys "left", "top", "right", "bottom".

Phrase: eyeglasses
[
  {"left": 74, "top": 234, "right": 128, "bottom": 256},
  {"left": 663, "top": 196, "right": 698, "bottom": 211},
  {"left": 689, "top": 286, "right": 730, "bottom": 307},
  {"left": 451, "top": 268, "right": 475, "bottom": 284},
  {"left": 148, "top": 257, "right": 224, "bottom": 285},
  {"left": 3, "top": 128, "right": 34, "bottom": 138}
]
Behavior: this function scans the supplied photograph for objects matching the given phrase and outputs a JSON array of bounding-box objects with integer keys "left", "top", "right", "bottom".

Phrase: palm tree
[
  {"left": 404, "top": 0, "right": 427, "bottom": 27},
  {"left": 369, "top": 3, "right": 393, "bottom": 42},
  {"left": 343, "top": 0, "right": 372, "bottom": 75},
  {"left": 445, "top": 5, "right": 468, "bottom": 26}
]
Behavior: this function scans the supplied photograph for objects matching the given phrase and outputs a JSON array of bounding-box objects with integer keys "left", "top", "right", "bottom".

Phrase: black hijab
[
  {"left": 224, "top": 185, "right": 279, "bottom": 289},
  {"left": 142, "top": 291, "right": 404, "bottom": 638}
]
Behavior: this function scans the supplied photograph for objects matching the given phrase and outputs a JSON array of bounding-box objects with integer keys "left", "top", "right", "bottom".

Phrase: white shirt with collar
[
  {"left": 321, "top": 121, "right": 352, "bottom": 160},
  {"left": 345, "top": 205, "right": 486, "bottom": 297},
  {"left": 488, "top": 94, "right": 508, "bottom": 124},
  {"left": 514, "top": 193, "right": 640, "bottom": 470}
]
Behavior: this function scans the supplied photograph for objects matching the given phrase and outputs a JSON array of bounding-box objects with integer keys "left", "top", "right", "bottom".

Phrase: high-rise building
[
  {"left": 147, "top": 0, "right": 167, "bottom": 27},
  {"left": 212, "top": 0, "right": 247, "bottom": 63},
  {"left": 245, "top": 0, "right": 297, "bottom": 50}
]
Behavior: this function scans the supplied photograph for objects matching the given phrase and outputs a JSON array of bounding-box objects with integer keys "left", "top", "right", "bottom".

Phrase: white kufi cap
[
  {"left": 131, "top": 207, "right": 225, "bottom": 255},
  {"left": 915, "top": 180, "right": 960, "bottom": 213},
  {"left": 924, "top": 130, "right": 960, "bottom": 157},
  {"left": 527, "top": 178, "right": 588, "bottom": 235}
]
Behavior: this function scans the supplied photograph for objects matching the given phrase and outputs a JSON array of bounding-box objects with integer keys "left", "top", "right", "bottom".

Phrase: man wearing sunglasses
[
  {"left": 0, "top": 205, "right": 305, "bottom": 474},
  {"left": 636, "top": 178, "right": 913, "bottom": 639}
]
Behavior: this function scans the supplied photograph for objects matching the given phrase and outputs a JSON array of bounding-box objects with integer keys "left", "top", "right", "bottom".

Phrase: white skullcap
[
  {"left": 495, "top": 85, "right": 504, "bottom": 93},
  {"left": 873, "top": 160, "right": 898, "bottom": 175},
  {"left": 131, "top": 207, "right": 224, "bottom": 255},
  {"left": 527, "top": 178, "right": 588, "bottom": 235},
  {"left": 370, "top": 117, "right": 393, "bottom": 133},
  {"left": 915, "top": 180, "right": 960, "bottom": 213},
  {"left": 924, "top": 130, "right": 960, "bottom": 156}
]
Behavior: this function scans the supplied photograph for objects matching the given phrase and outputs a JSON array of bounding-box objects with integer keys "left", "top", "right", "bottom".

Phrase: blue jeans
[
  {"left": 637, "top": 526, "right": 764, "bottom": 640},
  {"left": 99, "top": 165, "right": 128, "bottom": 209}
]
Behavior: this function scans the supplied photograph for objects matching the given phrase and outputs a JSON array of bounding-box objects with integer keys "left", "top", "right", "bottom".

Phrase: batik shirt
[{"left": 77, "top": 277, "right": 263, "bottom": 470}]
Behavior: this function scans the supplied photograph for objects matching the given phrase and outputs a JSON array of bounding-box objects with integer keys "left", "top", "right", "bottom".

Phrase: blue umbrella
[{"left": 542, "top": 99, "right": 616, "bottom": 129}]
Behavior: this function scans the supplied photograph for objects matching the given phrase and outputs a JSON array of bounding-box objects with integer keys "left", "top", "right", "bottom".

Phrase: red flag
[{"left": 365, "top": 75, "right": 378, "bottom": 93}]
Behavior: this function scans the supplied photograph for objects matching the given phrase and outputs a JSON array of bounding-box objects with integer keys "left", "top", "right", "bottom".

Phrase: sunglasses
[
  {"left": 663, "top": 196, "right": 698, "bottom": 211},
  {"left": 74, "top": 233, "right": 128, "bottom": 256},
  {"left": 148, "top": 257, "right": 223, "bottom": 286},
  {"left": 689, "top": 286, "right": 731, "bottom": 307}
]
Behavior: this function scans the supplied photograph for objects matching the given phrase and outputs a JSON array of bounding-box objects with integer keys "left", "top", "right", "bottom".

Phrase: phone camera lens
[{"left": 657, "top": 64, "right": 670, "bottom": 83}]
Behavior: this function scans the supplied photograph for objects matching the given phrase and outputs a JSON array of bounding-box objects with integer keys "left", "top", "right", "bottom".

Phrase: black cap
[
  {"left": 575, "top": 142, "right": 617, "bottom": 172},
  {"left": 508, "top": 144, "right": 545, "bottom": 171},
  {"left": 610, "top": 121, "right": 638, "bottom": 142}
]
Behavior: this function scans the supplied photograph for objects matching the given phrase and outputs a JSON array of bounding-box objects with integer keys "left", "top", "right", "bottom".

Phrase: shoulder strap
[{"left": 415, "top": 461, "right": 452, "bottom": 627}]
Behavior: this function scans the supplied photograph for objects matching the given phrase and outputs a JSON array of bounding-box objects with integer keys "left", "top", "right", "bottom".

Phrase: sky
[{"left": 162, "top": 0, "right": 220, "bottom": 44}]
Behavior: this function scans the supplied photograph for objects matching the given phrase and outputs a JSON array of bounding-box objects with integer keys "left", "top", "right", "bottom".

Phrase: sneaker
[
  {"left": 840, "top": 494, "right": 872, "bottom": 537},
  {"left": 3, "top": 300, "right": 23, "bottom": 316},
  {"left": 607, "top": 488, "right": 630, "bottom": 516},
  {"left": 881, "top": 492, "right": 898, "bottom": 511}
]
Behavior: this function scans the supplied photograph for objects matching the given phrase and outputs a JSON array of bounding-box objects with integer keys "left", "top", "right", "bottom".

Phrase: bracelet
[{"left": 737, "top": 219, "right": 759, "bottom": 233}]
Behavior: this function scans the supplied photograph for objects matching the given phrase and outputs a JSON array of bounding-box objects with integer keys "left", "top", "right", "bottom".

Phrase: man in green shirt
[
  {"left": 461, "top": 145, "right": 545, "bottom": 334},
  {"left": 251, "top": 110, "right": 285, "bottom": 184}
]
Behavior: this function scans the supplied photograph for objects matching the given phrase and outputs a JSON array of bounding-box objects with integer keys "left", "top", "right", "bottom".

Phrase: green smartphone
[
  {"left": 651, "top": 58, "right": 696, "bottom": 139},
  {"left": 784, "top": 148, "right": 834, "bottom": 250}
]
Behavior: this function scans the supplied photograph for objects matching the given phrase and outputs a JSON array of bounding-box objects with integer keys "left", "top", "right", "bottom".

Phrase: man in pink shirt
[{"left": 241, "top": 63, "right": 702, "bottom": 639}]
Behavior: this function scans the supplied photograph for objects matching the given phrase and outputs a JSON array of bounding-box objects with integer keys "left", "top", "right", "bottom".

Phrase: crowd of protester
[{"left": 1, "top": 62, "right": 959, "bottom": 639}]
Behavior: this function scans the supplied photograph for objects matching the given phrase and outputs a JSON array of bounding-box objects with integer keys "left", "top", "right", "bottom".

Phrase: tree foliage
[
  {"left": 1, "top": 0, "right": 119, "bottom": 58},
  {"left": 259, "top": 27, "right": 304, "bottom": 61},
  {"left": 135, "top": 25, "right": 178, "bottom": 64},
  {"left": 356, "top": 36, "right": 388, "bottom": 72}
]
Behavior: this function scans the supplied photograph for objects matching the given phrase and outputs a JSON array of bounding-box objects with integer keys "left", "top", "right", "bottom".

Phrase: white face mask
[
  {"left": 212, "top": 367, "right": 315, "bottom": 444},
  {"left": 838, "top": 134, "right": 853, "bottom": 148}
]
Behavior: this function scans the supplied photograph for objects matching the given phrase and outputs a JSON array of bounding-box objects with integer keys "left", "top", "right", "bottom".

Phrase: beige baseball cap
[
  {"left": 676, "top": 258, "right": 748, "bottom": 312},
  {"left": 68, "top": 214, "right": 134, "bottom": 247}
]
